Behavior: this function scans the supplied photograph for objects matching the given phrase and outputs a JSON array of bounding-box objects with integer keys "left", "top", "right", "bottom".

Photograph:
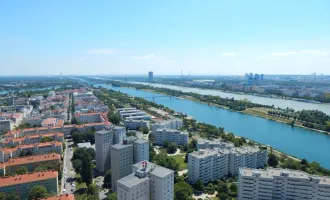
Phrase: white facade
[
  {"left": 76, "top": 113, "right": 102, "bottom": 123},
  {"left": 155, "top": 129, "right": 188, "bottom": 146},
  {"left": 111, "top": 143, "right": 133, "bottom": 191},
  {"left": 117, "top": 161, "right": 174, "bottom": 200},
  {"left": 95, "top": 130, "right": 113, "bottom": 172},
  {"left": 133, "top": 139, "right": 149, "bottom": 163},
  {"left": 124, "top": 119, "right": 149, "bottom": 130},
  {"left": 151, "top": 118, "right": 183, "bottom": 136},
  {"left": 238, "top": 168, "right": 330, "bottom": 200},
  {"left": 113, "top": 126, "right": 126, "bottom": 144},
  {"left": 188, "top": 146, "right": 268, "bottom": 184}
]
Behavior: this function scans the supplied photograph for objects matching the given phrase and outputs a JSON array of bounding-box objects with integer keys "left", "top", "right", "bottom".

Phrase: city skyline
[{"left": 1, "top": 0, "right": 330, "bottom": 75}]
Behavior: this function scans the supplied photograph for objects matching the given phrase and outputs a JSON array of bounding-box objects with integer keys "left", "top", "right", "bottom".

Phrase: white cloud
[
  {"left": 221, "top": 52, "right": 236, "bottom": 57},
  {"left": 300, "top": 50, "right": 330, "bottom": 56},
  {"left": 132, "top": 54, "right": 155, "bottom": 60},
  {"left": 87, "top": 48, "right": 118, "bottom": 55},
  {"left": 272, "top": 51, "right": 297, "bottom": 56}
]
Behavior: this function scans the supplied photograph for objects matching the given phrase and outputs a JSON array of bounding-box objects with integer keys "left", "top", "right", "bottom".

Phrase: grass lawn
[
  {"left": 76, "top": 181, "right": 87, "bottom": 190},
  {"left": 172, "top": 155, "right": 188, "bottom": 170}
]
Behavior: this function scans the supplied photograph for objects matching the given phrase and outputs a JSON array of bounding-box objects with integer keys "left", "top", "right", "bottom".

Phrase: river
[
  {"left": 130, "top": 82, "right": 330, "bottom": 115},
  {"left": 95, "top": 83, "right": 330, "bottom": 169}
]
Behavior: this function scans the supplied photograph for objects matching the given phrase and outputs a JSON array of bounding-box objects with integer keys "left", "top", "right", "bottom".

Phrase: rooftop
[
  {"left": 111, "top": 143, "right": 132, "bottom": 150},
  {"left": 133, "top": 138, "right": 148, "bottom": 144},
  {"left": 240, "top": 168, "right": 330, "bottom": 185},
  {"left": 5, "top": 153, "right": 60, "bottom": 167},
  {"left": 41, "top": 194, "right": 74, "bottom": 200},
  {"left": 0, "top": 171, "right": 58, "bottom": 187},
  {"left": 117, "top": 172, "right": 149, "bottom": 189}
]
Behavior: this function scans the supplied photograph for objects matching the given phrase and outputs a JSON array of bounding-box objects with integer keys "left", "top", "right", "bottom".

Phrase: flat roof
[
  {"left": 111, "top": 143, "right": 132, "bottom": 150},
  {"left": 240, "top": 168, "right": 330, "bottom": 185},
  {"left": 117, "top": 173, "right": 149, "bottom": 188},
  {"left": 134, "top": 138, "right": 148, "bottom": 144}
]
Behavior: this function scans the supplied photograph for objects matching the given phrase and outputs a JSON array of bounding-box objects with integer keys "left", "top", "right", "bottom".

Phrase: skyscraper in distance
[{"left": 148, "top": 71, "right": 153, "bottom": 82}]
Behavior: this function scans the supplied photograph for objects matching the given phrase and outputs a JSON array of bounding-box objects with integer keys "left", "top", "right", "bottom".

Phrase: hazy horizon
[{"left": 1, "top": 0, "right": 330, "bottom": 75}]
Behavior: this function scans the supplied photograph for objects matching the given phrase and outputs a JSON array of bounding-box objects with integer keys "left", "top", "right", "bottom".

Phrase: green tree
[
  {"left": 301, "top": 158, "right": 308, "bottom": 165},
  {"left": 41, "top": 136, "right": 53, "bottom": 143},
  {"left": 106, "top": 193, "right": 117, "bottom": 200},
  {"left": 268, "top": 154, "right": 279, "bottom": 167},
  {"left": 108, "top": 113, "right": 121, "bottom": 125},
  {"left": 86, "top": 131, "right": 95, "bottom": 144},
  {"left": 103, "top": 169, "right": 112, "bottom": 189},
  {"left": 193, "top": 179, "right": 204, "bottom": 191},
  {"left": 28, "top": 186, "right": 48, "bottom": 200},
  {"left": 81, "top": 152, "right": 93, "bottom": 186},
  {"left": 143, "top": 126, "right": 149, "bottom": 134},
  {"left": 0, "top": 193, "right": 6, "bottom": 200},
  {"left": 167, "top": 142, "right": 178, "bottom": 154},
  {"left": 217, "top": 192, "right": 229, "bottom": 200},
  {"left": 87, "top": 184, "right": 99, "bottom": 196},
  {"left": 87, "top": 148, "right": 96, "bottom": 160},
  {"left": 72, "top": 132, "right": 86, "bottom": 144},
  {"left": 15, "top": 166, "right": 28, "bottom": 175},
  {"left": 72, "top": 159, "right": 82, "bottom": 174},
  {"left": 217, "top": 181, "right": 228, "bottom": 193},
  {"left": 174, "top": 182, "right": 193, "bottom": 200},
  {"left": 5, "top": 194, "right": 19, "bottom": 200}
]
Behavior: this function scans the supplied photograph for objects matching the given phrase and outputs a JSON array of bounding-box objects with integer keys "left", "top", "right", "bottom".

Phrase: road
[{"left": 61, "top": 137, "right": 76, "bottom": 194}]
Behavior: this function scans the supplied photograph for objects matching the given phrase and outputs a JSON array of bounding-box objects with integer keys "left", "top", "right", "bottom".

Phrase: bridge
[{"left": 143, "top": 94, "right": 172, "bottom": 101}]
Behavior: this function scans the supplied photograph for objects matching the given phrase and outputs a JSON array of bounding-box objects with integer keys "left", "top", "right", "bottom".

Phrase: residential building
[
  {"left": 238, "top": 168, "right": 330, "bottom": 200},
  {"left": 111, "top": 143, "right": 133, "bottom": 191},
  {"left": 0, "top": 142, "right": 63, "bottom": 163},
  {"left": 95, "top": 130, "right": 113, "bottom": 172},
  {"left": 120, "top": 111, "right": 147, "bottom": 119},
  {"left": 41, "top": 118, "right": 64, "bottom": 127},
  {"left": 125, "top": 115, "right": 151, "bottom": 120},
  {"left": 133, "top": 139, "right": 149, "bottom": 163},
  {"left": 0, "top": 113, "right": 24, "bottom": 127},
  {"left": 124, "top": 119, "right": 149, "bottom": 130},
  {"left": 188, "top": 146, "right": 268, "bottom": 184},
  {"left": 116, "top": 108, "right": 137, "bottom": 112},
  {"left": 155, "top": 129, "right": 188, "bottom": 146},
  {"left": 1, "top": 153, "right": 61, "bottom": 176},
  {"left": 75, "top": 112, "right": 107, "bottom": 123},
  {"left": 0, "top": 120, "right": 14, "bottom": 133},
  {"left": 42, "top": 194, "right": 75, "bottom": 200},
  {"left": 151, "top": 118, "right": 183, "bottom": 136},
  {"left": 113, "top": 126, "right": 126, "bottom": 145},
  {"left": 3, "top": 132, "right": 64, "bottom": 147},
  {"left": 117, "top": 161, "right": 174, "bottom": 200},
  {"left": 0, "top": 171, "right": 58, "bottom": 200}
]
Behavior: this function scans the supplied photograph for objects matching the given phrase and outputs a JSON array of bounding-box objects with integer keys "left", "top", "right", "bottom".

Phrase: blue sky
[{"left": 1, "top": 0, "right": 330, "bottom": 75}]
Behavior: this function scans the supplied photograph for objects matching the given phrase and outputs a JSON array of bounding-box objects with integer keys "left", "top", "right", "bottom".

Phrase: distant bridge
[{"left": 142, "top": 94, "right": 172, "bottom": 101}]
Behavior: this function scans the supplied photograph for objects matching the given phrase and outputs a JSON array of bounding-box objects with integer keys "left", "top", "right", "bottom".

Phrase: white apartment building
[
  {"left": 188, "top": 149, "right": 230, "bottom": 184},
  {"left": 155, "top": 129, "right": 188, "bottom": 146},
  {"left": 117, "top": 161, "right": 174, "bottom": 200},
  {"left": 124, "top": 119, "right": 149, "bottom": 130},
  {"left": 188, "top": 146, "right": 268, "bottom": 184},
  {"left": 197, "top": 138, "right": 235, "bottom": 150},
  {"left": 111, "top": 143, "right": 133, "bottom": 191},
  {"left": 113, "top": 126, "right": 126, "bottom": 144},
  {"left": 95, "top": 130, "right": 113, "bottom": 172},
  {"left": 120, "top": 111, "right": 147, "bottom": 119},
  {"left": 151, "top": 118, "right": 183, "bottom": 136},
  {"left": 238, "top": 168, "right": 330, "bottom": 200},
  {"left": 133, "top": 139, "right": 149, "bottom": 163}
]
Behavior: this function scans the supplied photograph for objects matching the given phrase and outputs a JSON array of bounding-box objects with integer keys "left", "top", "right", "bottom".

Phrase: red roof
[
  {"left": 41, "top": 194, "right": 74, "bottom": 200},
  {"left": 5, "top": 153, "right": 60, "bottom": 167},
  {"left": 0, "top": 171, "right": 58, "bottom": 187}
]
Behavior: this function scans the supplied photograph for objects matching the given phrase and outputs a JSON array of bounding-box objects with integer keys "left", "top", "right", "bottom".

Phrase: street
[{"left": 61, "top": 137, "right": 76, "bottom": 195}]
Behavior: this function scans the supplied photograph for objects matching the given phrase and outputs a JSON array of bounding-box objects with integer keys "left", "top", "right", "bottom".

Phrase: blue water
[{"left": 97, "top": 84, "right": 330, "bottom": 169}]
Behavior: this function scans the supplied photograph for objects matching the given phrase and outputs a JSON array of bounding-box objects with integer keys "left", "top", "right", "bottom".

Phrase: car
[
  {"left": 96, "top": 180, "right": 100, "bottom": 182},
  {"left": 71, "top": 183, "right": 75, "bottom": 187},
  {"left": 63, "top": 189, "right": 66, "bottom": 192},
  {"left": 71, "top": 188, "right": 74, "bottom": 192}
]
